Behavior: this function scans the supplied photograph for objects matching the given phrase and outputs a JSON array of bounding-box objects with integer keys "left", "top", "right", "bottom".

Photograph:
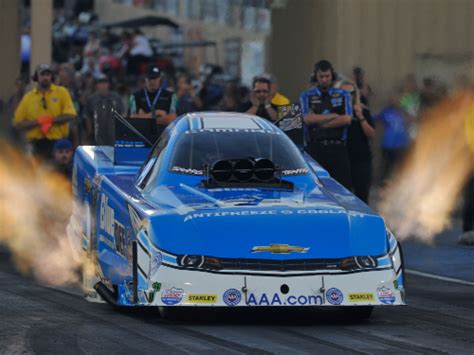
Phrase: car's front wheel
[{"left": 342, "top": 306, "right": 373, "bottom": 321}]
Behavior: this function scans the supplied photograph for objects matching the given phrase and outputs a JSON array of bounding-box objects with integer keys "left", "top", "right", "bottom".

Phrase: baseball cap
[
  {"left": 36, "top": 63, "right": 52, "bottom": 75},
  {"left": 146, "top": 65, "right": 161, "bottom": 79},
  {"left": 53, "top": 139, "right": 73, "bottom": 151},
  {"left": 94, "top": 73, "right": 109, "bottom": 83}
]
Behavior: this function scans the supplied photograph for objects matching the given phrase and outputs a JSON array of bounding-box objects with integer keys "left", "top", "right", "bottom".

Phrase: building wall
[
  {"left": 270, "top": 0, "right": 474, "bottom": 109},
  {"left": 0, "top": 0, "right": 20, "bottom": 136},
  {"left": 95, "top": 0, "right": 270, "bottom": 81}
]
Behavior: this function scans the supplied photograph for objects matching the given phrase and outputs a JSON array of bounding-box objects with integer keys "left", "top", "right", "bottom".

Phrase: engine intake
[{"left": 210, "top": 158, "right": 277, "bottom": 183}]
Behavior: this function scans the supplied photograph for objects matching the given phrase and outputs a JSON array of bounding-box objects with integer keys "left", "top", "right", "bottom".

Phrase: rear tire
[{"left": 343, "top": 306, "right": 373, "bottom": 321}]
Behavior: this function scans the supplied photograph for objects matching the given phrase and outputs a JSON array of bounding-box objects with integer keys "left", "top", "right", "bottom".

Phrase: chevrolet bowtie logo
[{"left": 251, "top": 244, "right": 310, "bottom": 254}]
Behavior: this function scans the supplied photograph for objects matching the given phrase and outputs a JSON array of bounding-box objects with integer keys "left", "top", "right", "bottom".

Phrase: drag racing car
[{"left": 69, "top": 112, "right": 405, "bottom": 319}]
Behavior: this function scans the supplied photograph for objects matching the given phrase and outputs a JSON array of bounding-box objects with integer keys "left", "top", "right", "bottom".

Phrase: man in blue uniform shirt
[{"left": 300, "top": 60, "right": 353, "bottom": 189}]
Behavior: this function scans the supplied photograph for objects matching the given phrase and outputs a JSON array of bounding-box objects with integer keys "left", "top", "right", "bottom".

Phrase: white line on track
[{"left": 406, "top": 269, "right": 474, "bottom": 286}]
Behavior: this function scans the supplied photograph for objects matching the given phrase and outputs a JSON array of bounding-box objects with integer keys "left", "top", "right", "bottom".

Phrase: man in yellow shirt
[{"left": 13, "top": 64, "right": 77, "bottom": 159}]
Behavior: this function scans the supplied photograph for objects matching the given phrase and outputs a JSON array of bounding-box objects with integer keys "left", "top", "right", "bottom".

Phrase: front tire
[{"left": 343, "top": 306, "right": 373, "bottom": 321}]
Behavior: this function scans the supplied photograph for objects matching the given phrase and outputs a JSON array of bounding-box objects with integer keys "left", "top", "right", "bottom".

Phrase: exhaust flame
[
  {"left": 0, "top": 142, "right": 82, "bottom": 286},
  {"left": 380, "top": 90, "right": 474, "bottom": 242}
]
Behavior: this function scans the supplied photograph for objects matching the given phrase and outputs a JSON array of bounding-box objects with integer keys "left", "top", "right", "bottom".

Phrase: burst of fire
[
  {"left": 380, "top": 90, "right": 474, "bottom": 241},
  {"left": 0, "top": 142, "right": 82, "bottom": 286}
]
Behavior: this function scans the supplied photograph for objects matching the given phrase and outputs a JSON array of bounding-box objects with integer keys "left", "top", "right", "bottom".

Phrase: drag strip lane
[{"left": 0, "top": 251, "right": 473, "bottom": 354}]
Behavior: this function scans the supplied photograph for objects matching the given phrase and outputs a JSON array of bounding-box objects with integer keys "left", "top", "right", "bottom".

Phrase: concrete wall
[
  {"left": 0, "top": 0, "right": 20, "bottom": 135},
  {"left": 30, "top": 0, "right": 53, "bottom": 77},
  {"left": 270, "top": 0, "right": 474, "bottom": 109}
]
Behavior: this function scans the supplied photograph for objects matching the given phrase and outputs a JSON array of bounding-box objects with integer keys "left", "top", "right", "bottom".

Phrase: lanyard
[{"left": 144, "top": 88, "right": 162, "bottom": 112}]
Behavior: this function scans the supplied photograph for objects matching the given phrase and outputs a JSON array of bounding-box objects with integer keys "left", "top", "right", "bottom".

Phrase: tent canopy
[{"left": 102, "top": 15, "right": 180, "bottom": 29}]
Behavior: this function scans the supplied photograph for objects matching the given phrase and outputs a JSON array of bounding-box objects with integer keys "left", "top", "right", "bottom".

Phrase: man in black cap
[
  {"left": 299, "top": 60, "right": 353, "bottom": 189},
  {"left": 83, "top": 73, "right": 125, "bottom": 144},
  {"left": 128, "top": 65, "right": 176, "bottom": 137}
]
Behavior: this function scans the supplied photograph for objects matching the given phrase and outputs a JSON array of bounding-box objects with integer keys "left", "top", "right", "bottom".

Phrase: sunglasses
[
  {"left": 254, "top": 90, "right": 269, "bottom": 94},
  {"left": 41, "top": 97, "right": 48, "bottom": 110}
]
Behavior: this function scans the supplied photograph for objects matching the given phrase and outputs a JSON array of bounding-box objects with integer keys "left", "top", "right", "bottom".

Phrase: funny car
[{"left": 69, "top": 112, "right": 405, "bottom": 319}]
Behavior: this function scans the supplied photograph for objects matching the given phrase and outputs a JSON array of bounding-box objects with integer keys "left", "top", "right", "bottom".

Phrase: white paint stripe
[{"left": 406, "top": 269, "right": 474, "bottom": 286}]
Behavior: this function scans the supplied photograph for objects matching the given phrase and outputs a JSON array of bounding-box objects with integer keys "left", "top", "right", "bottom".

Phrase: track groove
[
  {"left": 339, "top": 328, "right": 449, "bottom": 354},
  {"left": 280, "top": 328, "right": 367, "bottom": 354}
]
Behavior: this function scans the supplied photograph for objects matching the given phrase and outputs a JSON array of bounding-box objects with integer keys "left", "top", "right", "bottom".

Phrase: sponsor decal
[
  {"left": 149, "top": 252, "right": 162, "bottom": 277},
  {"left": 326, "top": 288, "right": 344, "bottom": 305},
  {"left": 247, "top": 293, "right": 323, "bottom": 306},
  {"left": 184, "top": 209, "right": 365, "bottom": 222},
  {"left": 171, "top": 166, "right": 204, "bottom": 175},
  {"left": 348, "top": 292, "right": 374, "bottom": 303},
  {"left": 251, "top": 244, "right": 309, "bottom": 254},
  {"left": 144, "top": 282, "right": 162, "bottom": 304},
  {"left": 114, "top": 221, "right": 126, "bottom": 256},
  {"left": 281, "top": 168, "right": 308, "bottom": 176},
  {"left": 161, "top": 287, "right": 184, "bottom": 305},
  {"left": 188, "top": 294, "right": 217, "bottom": 304},
  {"left": 377, "top": 286, "right": 396, "bottom": 304},
  {"left": 195, "top": 128, "right": 276, "bottom": 134},
  {"left": 99, "top": 194, "right": 115, "bottom": 236},
  {"left": 223, "top": 288, "right": 242, "bottom": 306}
]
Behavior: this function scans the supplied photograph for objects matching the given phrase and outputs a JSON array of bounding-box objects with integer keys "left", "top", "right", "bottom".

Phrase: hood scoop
[{"left": 200, "top": 158, "right": 294, "bottom": 190}]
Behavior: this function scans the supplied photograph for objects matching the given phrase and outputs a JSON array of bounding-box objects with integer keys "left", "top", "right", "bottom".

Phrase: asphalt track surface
[{"left": 0, "top": 251, "right": 473, "bottom": 354}]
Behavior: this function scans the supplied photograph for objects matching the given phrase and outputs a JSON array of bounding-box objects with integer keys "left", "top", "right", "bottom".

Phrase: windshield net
[{"left": 169, "top": 130, "right": 309, "bottom": 176}]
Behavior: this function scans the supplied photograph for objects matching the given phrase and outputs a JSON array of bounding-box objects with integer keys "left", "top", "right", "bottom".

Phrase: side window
[{"left": 136, "top": 133, "right": 170, "bottom": 189}]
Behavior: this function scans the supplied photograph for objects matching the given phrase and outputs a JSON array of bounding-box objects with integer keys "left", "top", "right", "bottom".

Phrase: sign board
[{"left": 276, "top": 103, "right": 304, "bottom": 148}]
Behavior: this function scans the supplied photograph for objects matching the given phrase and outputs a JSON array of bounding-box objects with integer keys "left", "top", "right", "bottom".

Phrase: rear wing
[{"left": 93, "top": 102, "right": 152, "bottom": 166}]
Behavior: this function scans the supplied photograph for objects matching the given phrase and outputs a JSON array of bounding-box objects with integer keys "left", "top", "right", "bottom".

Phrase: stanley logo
[
  {"left": 348, "top": 293, "right": 374, "bottom": 302},
  {"left": 187, "top": 294, "right": 217, "bottom": 303},
  {"left": 251, "top": 244, "right": 309, "bottom": 254}
]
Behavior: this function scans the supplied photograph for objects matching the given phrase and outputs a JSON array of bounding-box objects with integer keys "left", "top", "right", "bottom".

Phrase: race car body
[{"left": 70, "top": 112, "right": 405, "bottom": 316}]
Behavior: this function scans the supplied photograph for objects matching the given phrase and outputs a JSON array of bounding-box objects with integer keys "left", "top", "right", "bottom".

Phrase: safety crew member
[
  {"left": 128, "top": 65, "right": 177, "bottom": 137},
  {"left": 13, "top": 64, "right": 77, "bottom": 160},
  {"left": 300, "top": 60, "right": 353, "bottom": 189}
]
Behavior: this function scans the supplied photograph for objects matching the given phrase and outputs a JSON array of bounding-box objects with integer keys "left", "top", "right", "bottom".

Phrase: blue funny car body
[{"left": 70, "top": 112, "right": 405, "bottom": 317}]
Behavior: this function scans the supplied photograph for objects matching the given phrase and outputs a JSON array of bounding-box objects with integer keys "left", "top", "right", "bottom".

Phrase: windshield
[{"left": 169, "top": 130, "right": 309, "bottom": 176}]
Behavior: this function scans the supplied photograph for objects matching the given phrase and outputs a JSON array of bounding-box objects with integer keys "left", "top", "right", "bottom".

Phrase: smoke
[
  {"left": 380, "top": 90, "right": 474, "bottom": 242},
  {"left": 0, "top": 142, "right": 82, "bottom": 286}
]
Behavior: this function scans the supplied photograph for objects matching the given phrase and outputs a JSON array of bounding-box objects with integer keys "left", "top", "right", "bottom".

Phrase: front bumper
[{"left": 118, "top": 264, "right": 405, "bottom": 307}]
